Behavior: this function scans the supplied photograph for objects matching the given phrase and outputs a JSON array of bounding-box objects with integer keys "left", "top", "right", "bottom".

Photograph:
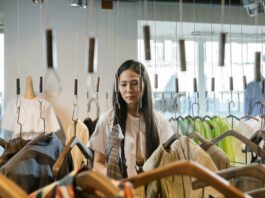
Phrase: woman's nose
[{"left": 126, "top": 84, "right": 133, "bottom": 92}]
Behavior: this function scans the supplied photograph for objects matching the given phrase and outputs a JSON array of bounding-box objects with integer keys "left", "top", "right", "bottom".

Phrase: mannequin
[{"left": 24, "top": 76, "right": 37, "bottom": 99}]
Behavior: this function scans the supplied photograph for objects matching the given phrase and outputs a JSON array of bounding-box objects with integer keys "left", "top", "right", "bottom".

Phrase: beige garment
[
  {"left": 66, "top": 119, "right": 89, "bottom": 169},
  {"left": 143, "top": 136, "right": 223, "bottom": 198},
  {"left": 200, "top": 142, "right": 230, "bottom": 170}
]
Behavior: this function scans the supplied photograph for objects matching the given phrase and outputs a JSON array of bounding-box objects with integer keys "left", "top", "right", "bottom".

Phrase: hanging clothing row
[
  {"left": 1, "top": 114, "right": 265, "bottom": 197},
  {"left": 1, "top": 75, "right": 265, "bottom": 197},
  {"left": 2, "top": 134, "right": 264, "bottom": 198},
  {"left": 169, "top": 114, "right": 265, "bottom": 165},
  {"left": 0, "top": 76, "right": 97, "bottom": 195}
]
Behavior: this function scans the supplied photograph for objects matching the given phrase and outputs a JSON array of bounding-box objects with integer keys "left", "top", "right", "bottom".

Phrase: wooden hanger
[
  {"left": 121, "top": 160, "right": 245, "bottom": 198},
  {"left": 240, "top": 114, "right": 259, "bottom": 122},
  {"left": 75, "top": 170, "right": 119, "bottom": 198},
  {"left": 53, "top": 79, "right": 93, "bottom": 177},
  {"left": 246, "top": 187, "right": 265, "bottom": 198},
  {"left": 202, "top": 115, "right": 213, "bottom": 120},
  {"left": 0, "top": 173, "right": 28, "bottom": 198},
  {"left": 52, "top": 134, "right": 93, "bottom": 177},
  {"left": 211, "top": 129, "right": 265, "bottom": 159},
  {"left": 193, "top": 163, "right": 265, "bottom": 189},
  {"left": 24, "top": 76, "right": 37, "bottom": 99},
  {"left": 163, "top": 133, "right": 181, "bottom": 151},
  {"left": 188, "top": 131, "right": 207, "bottom": 144},
  {"left": 226, "top": 114, "right": 240, "bottom": 121},
  {"left": 0, "top": 137, "right": 6, "bottom": 148},
  {"left": 249, "top": 130, "right": 265, "bottom": 146},
  {"left": 193, "top": 116, "right": 204, "bottom": 121}
]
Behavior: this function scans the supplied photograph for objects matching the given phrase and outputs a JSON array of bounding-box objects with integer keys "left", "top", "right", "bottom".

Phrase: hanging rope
[
  {"left": 179, "top": 0, "right": 183, "bottom": 37},
  {"left": 193, "top": 0, "right": 196, "bottom": 79},
  {"left": 229, "top": 0, "right": 234, "bottom": 102},
  {"left": 210, "top": 0, "right": 215, "bottom": 93},
  {"left": 175, "top": 0, "right": 179, "bottom": 94},
  {"left": 16, "top": 0, "right": 20, "bottom": 77},
  {"left": 193, "top": 0, "right": 197, "bottom": 99},
  {"left": 240, "top": 0, "right": 247, "bottom": 89},
  {"left": 254, "top": 0, "right": 261, "bottom": 82},
  {"left": 74, "top": 9, "right": 78, "bottom": 79},
  {"left": 221, "top": 0, "right": 225, "bottom": 32},
  {"left": 154, "top": 0, "right": 158, "bottom": 90},
  {"left": 39, "top": 2, "right": 44, "bottom": 77}
]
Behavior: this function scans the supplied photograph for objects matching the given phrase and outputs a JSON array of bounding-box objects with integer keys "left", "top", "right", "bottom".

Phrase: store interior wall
[{"left": 0, "top": 0, "right": 264, "bottom": 133}]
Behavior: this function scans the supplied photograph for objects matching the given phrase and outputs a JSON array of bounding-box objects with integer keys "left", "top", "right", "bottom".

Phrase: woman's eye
[
  {"left": 131, "top": 81, "right": 138, "bottom": 86},
  {"left": 120, "top": 83, "right": 127, "bottom": 87}
]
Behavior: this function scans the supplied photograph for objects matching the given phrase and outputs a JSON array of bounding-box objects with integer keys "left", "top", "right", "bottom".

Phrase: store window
[
  {"left": 205, "top": 41, "right": 265, "bottom": 117},
  {"left": 138, "top": 20, "right": 265, "bottom": 118}
]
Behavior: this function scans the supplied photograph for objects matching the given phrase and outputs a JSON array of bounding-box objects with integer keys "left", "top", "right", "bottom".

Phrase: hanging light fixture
[
  {"left": 32, "top": 0, "right": 44, "bottom": 3},
  {"left": 69, "top": 0, "right": 87, "bottom": 8}
]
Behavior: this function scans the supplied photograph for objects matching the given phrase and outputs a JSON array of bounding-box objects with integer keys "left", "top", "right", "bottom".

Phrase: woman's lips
[{"left": 126, "top": 96, "right": 136, "bottom": 100}]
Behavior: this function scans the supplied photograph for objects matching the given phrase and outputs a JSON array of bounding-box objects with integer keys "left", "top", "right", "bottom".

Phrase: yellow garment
[
  {"left": 66, "top": 119, "right": 89, "bottom": 169},
  {"left": 225, "top": 118, "right": 252, "bottom": 165},
  {"left": 143, "top": 136, "right": 223, "bottom": 198}
]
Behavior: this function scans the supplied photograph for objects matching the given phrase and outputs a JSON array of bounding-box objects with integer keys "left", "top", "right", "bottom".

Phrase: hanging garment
[
  {"left": 2, "top": 96, "right": 60, "bottom": 140},
  {"left": 29, "top": 169, "right": 79, "bottom": 198},
  {"left": 231, "top": 176, "right": 265, "bottom": 193},
  {"left": 83, "top": 117, "right": 98, "bottom": 137},
  {"left": 200, "top": 141, "right": 230, "bottom": 170},
  {"left": 105, "top": 123, "right": 126, "bottom": 180},
  {"left": 177, "top": 118, "right": 193, "bottom": 135},
  {"left": 29, "top": 168, "right": 135, "bottom": 198},
  {"left": 89, "top": 109, "right": 173, "bottom": 177},
  {"left": 223, "top": 118, "right": 253, "bottom": 165},
  {"left": 66, "top": 119, "right": 89, "bottom": 169},
  {"left": 209, "top": 117, "right": 235, "bottom": 162},
  {"left": 244, "top": 80, "right": 265, "bottom": 116},
  {"left": 0, "top": 137, "right": 29, "bottom": 167},
  {"left": 238, "top": 117, "right": 262, "bottom": 138},
  {"left": 169, "top": 119, "right": 179, "bottom": 134},
  {"left": 0, "top": 133, "right": 73, "bottom": 193},
  {"left": 143, "top": 136, "right": 222, "bottom": 198}
]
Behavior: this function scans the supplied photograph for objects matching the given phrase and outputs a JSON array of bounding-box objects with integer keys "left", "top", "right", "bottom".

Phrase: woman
[{"left": 89, "top": 60, "right": 173, "bottom": 179}]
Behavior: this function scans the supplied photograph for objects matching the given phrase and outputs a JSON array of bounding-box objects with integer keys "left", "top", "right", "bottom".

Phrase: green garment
[
  {"left": 210, "top": 116, "right": 235, "bottom": 162},
  {"left": 178, "top": 119, "right": 193, "bottom": 135},
  {"left": 202, "top": 120, "right": 212, "bottom": 139},
  {"left": 223, "top": 118, "right": 248, "bottom": 165}
]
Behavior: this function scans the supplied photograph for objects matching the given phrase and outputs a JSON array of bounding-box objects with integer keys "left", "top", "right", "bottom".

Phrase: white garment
[
  {"left": 244, "top": 117, "right": 262, "bottom": 137},
  {"left": 66, "top": 119, "right": 89, "bottom": 169},
  {"left": 89, "top": 109, "right": 174, "bottom": 177},
  {"left": 2, "top": 96, "right": 60, "bottom": 140}
]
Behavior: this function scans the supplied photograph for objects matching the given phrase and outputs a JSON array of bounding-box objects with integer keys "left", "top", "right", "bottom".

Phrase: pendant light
[
  {"left": 69, "top": 0, "right": 88, "bottom": 8},
  {"left": 179, "top": 0, "right": 186, "bottom": 72},
  {"left": 219, "top": 0, "right": 226, "bottom": 67}
]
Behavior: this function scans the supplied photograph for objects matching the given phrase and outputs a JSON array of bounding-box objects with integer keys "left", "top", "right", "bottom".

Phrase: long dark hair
[{"left": 112, "top": 60, "right": 159, "bottom": 158}]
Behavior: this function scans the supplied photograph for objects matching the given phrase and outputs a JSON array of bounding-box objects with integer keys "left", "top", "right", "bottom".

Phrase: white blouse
[{"left": 89, "top": 109, "right": 173, "bottom": 177}]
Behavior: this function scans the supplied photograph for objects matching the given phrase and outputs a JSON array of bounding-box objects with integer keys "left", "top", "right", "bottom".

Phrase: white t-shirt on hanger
[{"left": 2, "top": 96, "right": 60, "bottom": 140}]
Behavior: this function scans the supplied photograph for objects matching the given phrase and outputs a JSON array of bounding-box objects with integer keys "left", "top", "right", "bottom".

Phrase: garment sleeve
[
  {"left": 42, "top": 100, "right": 60, "bottom": 133},
  {"left": 89, "top": 112, "right": 112, "bottom": 155},
  {"left": 154, "top": 111, "right": 174, "bottom": 144}
]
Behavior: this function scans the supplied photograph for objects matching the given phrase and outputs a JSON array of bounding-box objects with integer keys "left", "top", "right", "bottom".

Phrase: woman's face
[{"left": 119, "top": 69, "right": 145, "bottom": 108}]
